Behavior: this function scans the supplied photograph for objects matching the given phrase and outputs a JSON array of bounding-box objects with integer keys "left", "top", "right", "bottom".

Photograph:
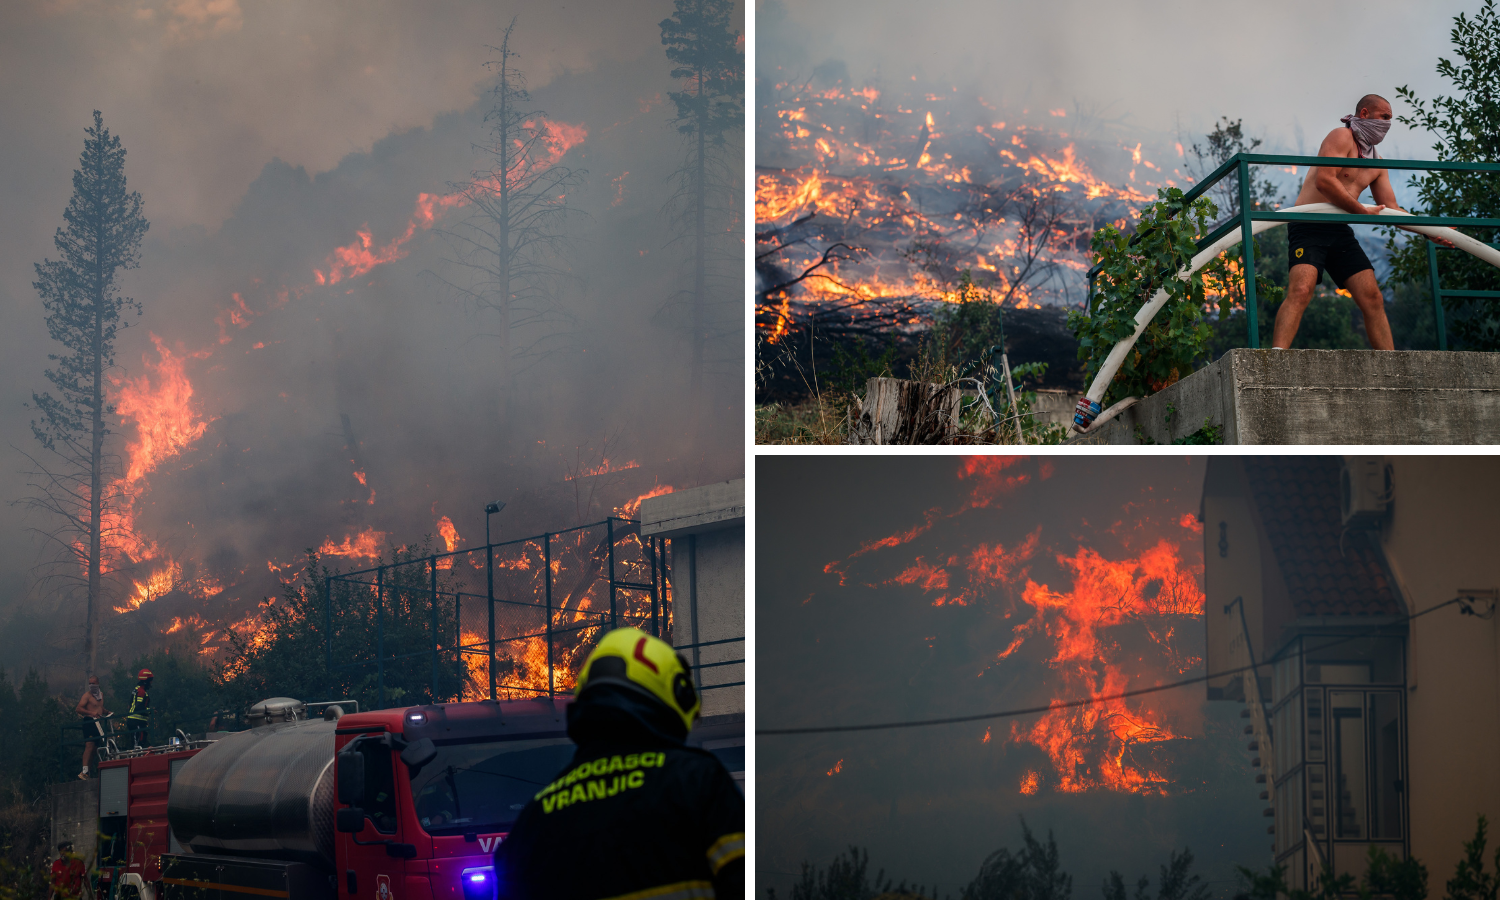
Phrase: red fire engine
[{"left": 92, "top": 697, "right": 744, "bottom": 900}]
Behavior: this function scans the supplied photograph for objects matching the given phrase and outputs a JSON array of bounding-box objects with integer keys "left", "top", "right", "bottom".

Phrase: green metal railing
[{"left": 1090, "top": 152, "right": 1500, "bottom": 348}]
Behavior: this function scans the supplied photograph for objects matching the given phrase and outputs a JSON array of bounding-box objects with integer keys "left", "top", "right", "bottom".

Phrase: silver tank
[{"left": 168, "top": 718, "right": 337, "bottom": 866}]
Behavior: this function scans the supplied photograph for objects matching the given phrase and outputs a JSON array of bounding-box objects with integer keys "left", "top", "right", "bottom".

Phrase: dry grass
[{"left": 755, "top": 393, "right": 855, "bottom": 444}]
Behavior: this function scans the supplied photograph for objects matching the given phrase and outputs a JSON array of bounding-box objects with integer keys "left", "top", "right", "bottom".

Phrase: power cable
[{"left": 757, "top": 596, "right": 1463, "bottom": 737}]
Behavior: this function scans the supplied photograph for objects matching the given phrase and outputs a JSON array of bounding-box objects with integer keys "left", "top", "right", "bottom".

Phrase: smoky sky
[
  {"left": 759, "top": 0, "right": 1477, "bottom": 161},
  {"left": 0, "top": 0, "right": 744, "bottom": 674},
  {"left": 755, "top": 456, "right": 1269, "bottom": 900}
]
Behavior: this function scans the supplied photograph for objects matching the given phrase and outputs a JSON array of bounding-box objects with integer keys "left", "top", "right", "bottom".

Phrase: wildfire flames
[
  {"left": 756, "top": 73, "right": 1196, "bottom": 343},
  {"left": 819, "top": 457, "right": 1204, "bottom": 795},
  {"left": 83, "top": 115, "right": 599, "bottom": 665}
]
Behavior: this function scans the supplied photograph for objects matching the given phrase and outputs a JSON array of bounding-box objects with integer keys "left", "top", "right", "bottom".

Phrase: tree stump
[{"left": 847, "top": 377, "right": 962, "bottom": 444}]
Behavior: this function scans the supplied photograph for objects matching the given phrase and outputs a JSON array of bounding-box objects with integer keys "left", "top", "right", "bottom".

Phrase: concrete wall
[
  {"left": 641, "top": 479, "right": 744, "bottom": 717},
  {"left": 50, "top": 778, "right": 99, "bottom": 871},
  {"left": 1379, "top": 458, "right": 1500, "bottom": 872},
  {"left": 1069, "top": 349, "right": 1500, "bottom": 445}
]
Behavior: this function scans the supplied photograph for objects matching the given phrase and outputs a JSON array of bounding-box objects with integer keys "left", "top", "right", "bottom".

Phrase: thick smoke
[
  {"left": 0, "top": 2, "right": 743, "bottom": 679},
  {"left": 759, "top": 0, "right": 1470, "bottom": 158}
]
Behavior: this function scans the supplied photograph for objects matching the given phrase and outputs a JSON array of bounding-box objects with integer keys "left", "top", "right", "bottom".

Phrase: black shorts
[
  {"left": 80, "top": 717, "right": 105, "bottom": 740},
  {"left": 1288, "top": 222, "right": 1373, "bottom": 288}
]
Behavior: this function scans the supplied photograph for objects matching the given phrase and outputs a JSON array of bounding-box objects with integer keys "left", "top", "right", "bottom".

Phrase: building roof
[{"left": 1241, "top": 457, "right": 1402, "bottom": 617}]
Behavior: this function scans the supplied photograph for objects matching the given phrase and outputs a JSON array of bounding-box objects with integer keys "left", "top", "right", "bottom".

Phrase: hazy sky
[
  {"left": 756, "top": 456, "right": 1270, "bottom": 900},
  {"left": 759, "top": 0, "right": 1480, "bottom": 158}
]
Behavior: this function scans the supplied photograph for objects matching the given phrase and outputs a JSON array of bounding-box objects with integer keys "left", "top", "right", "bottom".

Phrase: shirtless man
[
  {"left": 1275, "top": 93, "right": 1449, "bottom": 349},
  {"left": 74, "top": 675, "right": 110, "bottom": 779}
]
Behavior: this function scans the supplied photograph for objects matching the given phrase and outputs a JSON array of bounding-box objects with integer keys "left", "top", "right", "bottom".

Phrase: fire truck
[{"left": 89, "top": 696, "right": 745, "bottom": 900}]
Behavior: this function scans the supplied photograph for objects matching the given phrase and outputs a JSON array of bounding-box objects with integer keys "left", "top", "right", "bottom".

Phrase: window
[
  {"left": 1370, "top": 693, "right": 1402, "bottom": 840},
  {"left": 357, "top": 740, "right": 399, "bottom": 834},
  {"left": 1326, "top": 689, "right": 1403, "bottom": 841},
  {"left": 1331, "top": 691, "right": 1366, "bottom": 839}
]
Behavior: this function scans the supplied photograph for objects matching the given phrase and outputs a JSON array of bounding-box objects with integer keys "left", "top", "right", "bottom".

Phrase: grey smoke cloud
[{"left": 759, "top": 0, "right": 1475, "bottom": 158}]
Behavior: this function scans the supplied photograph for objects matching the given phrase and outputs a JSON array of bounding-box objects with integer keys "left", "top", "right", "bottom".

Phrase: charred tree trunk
[
  {"left": 88, "top": 251, "right": 104, "bottom": 676},
  {"left": 847, "top": 377, "right": 961, "bottom": 445},
  {"left": 690, "top": 63, "right": 707, "bottom": 422}
]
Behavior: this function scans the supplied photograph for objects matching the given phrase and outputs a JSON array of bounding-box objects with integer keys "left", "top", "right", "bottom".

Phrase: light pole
[{"left": 484, "top": 501, "right": 504, "bottom": 700}]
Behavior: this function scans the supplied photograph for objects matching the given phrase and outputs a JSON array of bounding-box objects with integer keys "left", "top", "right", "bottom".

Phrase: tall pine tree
[
  {"left": 661, "top": 0, "right": 744, "bottom": 432},
  {"left": 25, "top": 110, "right": 148, "bottom": 675}
]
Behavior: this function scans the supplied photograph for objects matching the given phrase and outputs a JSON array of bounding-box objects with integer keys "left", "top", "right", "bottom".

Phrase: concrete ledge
[
  {"left": 1068, "top": 349, "right": 1500, "bottom": 445},
  {"left": 640, "top": 478, "right": 744, "bottom": 538}
]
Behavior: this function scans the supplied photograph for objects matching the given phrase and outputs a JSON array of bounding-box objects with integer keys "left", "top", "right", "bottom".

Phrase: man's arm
[
  {"left": 1370, "top": 167, "right": 1456, "bottom": 247},
  {"left": 74, "top": 693, "right": 91, "bottom": 717},
  {"left": 1313, "top": 129, "right": 1385, "bottom": 216}
]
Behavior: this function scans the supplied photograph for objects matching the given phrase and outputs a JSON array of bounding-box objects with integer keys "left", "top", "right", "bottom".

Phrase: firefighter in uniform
[
  {"left": 493, "top": 628, "right": 744, "bottom": 900},
  {"left": 126, "top": 669, "right": 152, "bottom": 748}
]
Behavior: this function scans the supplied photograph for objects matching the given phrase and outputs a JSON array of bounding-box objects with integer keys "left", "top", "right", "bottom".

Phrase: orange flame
[
  {"left": 115, "top": 335, "right": 214, "bottom": 486},
  {"left": 317, "top": 528, "right": 386, "bottom": 560},
  {"left": 827, "top": 759, "right": 843, "bottom": 776},
  {"left": 1019, "top": 770, "right": 1040, "bottom": 794},
  {"left": 618, "top": 485, "right": 673, "bottom": 519}
]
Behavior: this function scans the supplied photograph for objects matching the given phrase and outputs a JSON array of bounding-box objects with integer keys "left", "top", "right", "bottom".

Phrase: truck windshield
[{"left": 409, "top": 737, "right": 576, "bottom": 835}]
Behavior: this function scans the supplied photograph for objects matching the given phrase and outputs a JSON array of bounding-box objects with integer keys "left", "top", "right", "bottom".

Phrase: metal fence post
[
  {"left": 487, "top": 539, "right": 496, "bottom": 701},
  {"left": 376, "top": 567, "right": 385, "bottom": 711},
  {"left": 1238, "top": 158, "right": 1260, "bottom": 348},
  {"left": 430, "top": 556, "right": 438, "bottom": 702},
  {"left": 545, "top": 532, "right": 554, "bottom": 699},
  {"left": 606, "top": 518, "right": 618, "bottom": 629},
  {"left": 1428, "top": 240, "right": 1449, "bottom": 351},
  {"left": 325, "top": 575, "right": 333, "bottom": 700},
  {"left": 649, "top": 536, "right": 660, "bottom": 638}
]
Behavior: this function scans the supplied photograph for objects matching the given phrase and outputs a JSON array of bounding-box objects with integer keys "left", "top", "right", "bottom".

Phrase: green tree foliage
[
  {"left": 1447, "top": 815, "right": 1499, "bottom": 900},
  {"left": 660, "top": 0, "right": 744, "bottom": 416},
  {"left": 24, "top": 111, "right": 149, "bottom": 676},
  {"left": 1388, "top": 0, "right": 1500, "bottom": 349},
  {"left": 0, "top": 669, "right": 75, "bottom": 900},
  {"left": 1070, "top": 189, "right": 1224, "bottom": 406},
  {"left": 785, "top": 845, "right": 932, "bottom": 900},
  {"left": 1184, "top": 117, "right": 1284, "bottom": 219},
  {"left": 215, "top": 546, "right": 468, "bottom": 715},
  {"left": 105, "top": 650, "right": 224, "bottom": 745},
  {"left": 963, "top": 821, "right": 1072, "bottom": 900},
  {"left": 1103, "top": 849, "right": 1211, "bottom": 900}
]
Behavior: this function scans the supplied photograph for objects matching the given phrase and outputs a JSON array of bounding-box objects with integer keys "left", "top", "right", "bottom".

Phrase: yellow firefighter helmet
[{"left": 575, "top": 627, "right": 700, "bottom": 733}]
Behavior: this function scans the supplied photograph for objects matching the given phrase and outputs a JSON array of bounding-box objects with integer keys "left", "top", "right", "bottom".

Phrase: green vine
[{"left": 1070, "top": 187, "right": 1285, "bottom": 409}]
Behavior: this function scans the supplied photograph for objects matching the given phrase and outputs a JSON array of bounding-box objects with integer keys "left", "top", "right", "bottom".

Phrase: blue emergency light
[{"left": 460, "top": 866, "right": 496, "bottom": 900}]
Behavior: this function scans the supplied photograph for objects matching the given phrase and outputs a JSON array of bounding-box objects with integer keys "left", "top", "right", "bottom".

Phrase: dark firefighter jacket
[
  {"left": 126, "top": 685, "right": 150, "bottom": 724},
  {"left": 493, "top": 685, "right": 744, "bottom": 900}
]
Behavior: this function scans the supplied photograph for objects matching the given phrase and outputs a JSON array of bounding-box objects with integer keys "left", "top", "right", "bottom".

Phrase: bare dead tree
[{"left": 436, "top": 18, "right": 586, "bottom": 433}]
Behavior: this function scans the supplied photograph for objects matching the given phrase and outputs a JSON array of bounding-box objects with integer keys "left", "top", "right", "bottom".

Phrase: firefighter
[
  {"left": 125, "top": 669, "right": 152, "bottom": 748},
  {"left": 492, "top": 628, "right": 744, "bottom": 900}
]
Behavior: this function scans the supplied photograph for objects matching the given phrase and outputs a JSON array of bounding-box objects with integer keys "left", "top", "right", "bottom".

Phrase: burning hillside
[
  {"left": 6, "top": 47, "right": 735, "bottom": 682},
  {"left": 755, "top": 72, "right": 1200, "bottom": 341},
  {"left": 812, "top": 456, "right": 1207, "bottom": 796}
]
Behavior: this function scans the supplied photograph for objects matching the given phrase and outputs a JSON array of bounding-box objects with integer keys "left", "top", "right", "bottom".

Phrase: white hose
[{"left": 1071, "top": 203, "right": 1500, "bottom": 432}]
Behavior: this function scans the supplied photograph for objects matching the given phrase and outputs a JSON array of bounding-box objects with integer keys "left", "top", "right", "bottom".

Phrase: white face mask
[
  {"left": 89, "top": 684, "right": 102, "bottom": 699},
  {"left": 1341, "top": 114, "right": 1391, "bottom": 158}
]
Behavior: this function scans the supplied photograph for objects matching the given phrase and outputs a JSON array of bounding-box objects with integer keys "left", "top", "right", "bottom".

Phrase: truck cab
[{"left": 332, "top": 699, "right": 745, "bottom": 900}]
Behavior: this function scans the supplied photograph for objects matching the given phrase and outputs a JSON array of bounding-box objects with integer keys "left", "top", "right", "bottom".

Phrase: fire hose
[{"left": 1070, "top": 203, "right": 1500, "bottom": 434}]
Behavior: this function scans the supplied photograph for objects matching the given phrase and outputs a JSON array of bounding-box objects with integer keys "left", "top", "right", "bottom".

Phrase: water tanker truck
[{"left": 89, "top": 696, "right": 744, "bottom": 900}]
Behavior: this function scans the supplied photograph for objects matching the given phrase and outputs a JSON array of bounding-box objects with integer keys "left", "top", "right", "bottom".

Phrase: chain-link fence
[{"left": 325, "top": 518, "right": 672, "bottom": 706}]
